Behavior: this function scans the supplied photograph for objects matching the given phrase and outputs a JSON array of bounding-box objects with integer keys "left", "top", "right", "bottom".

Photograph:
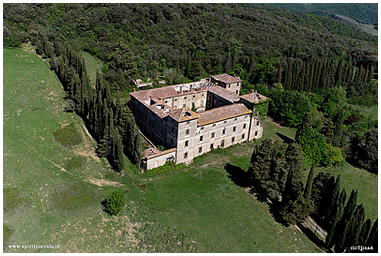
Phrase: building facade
[{"left": 129, "top": 74, "right": 267, "bottom": 170}]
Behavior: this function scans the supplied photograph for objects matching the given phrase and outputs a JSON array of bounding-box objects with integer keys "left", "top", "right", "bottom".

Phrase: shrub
[
  {"left": 53, "top": 123, "right": 82, "bottom": 148},
  {"left": 269, "top": 90, "right": 313, "bottom": 127},
  {"left": 296, "top": 127, "right": 327, "bottom": 167},
  {"left": 102, "top": 190, "right": 125, "bottom": 216},
  {"left": 323, "top": 144, "right": 344, "bottom": 166}
]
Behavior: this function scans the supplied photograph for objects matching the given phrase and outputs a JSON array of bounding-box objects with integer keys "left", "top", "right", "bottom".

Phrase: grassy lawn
[
  {"left": 80, "top": 51, "right": 103, "bottom": 87},
  {"left": 3, "top": 46, "right": 376, "bottom": 252},
  {"left": 346, "top": 103, "right": 378, "bottom": 120}
]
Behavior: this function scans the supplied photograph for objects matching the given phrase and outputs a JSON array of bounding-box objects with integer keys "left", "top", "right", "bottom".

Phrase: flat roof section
[
  {"left": 168, "top": 107, "right": 199, "bottom": 122},
  {"left": 197, "top": 103, "right": 251, "bottom": 126}
]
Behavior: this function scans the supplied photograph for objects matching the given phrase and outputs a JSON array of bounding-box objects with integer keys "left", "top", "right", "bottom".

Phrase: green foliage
[
  {"left": 156, "top": 145, "right": 167, "bottom": 151},
  {"left": 102, "top": 190, "right": 125, "bottom": 216},
  {"left": 323, "top": 144, "right": 344, "bottom": 166},
  {"left": 4, "top": 36, "right": 21, "bottom": 48},
  {"left": 65, "top": 155, "right": 85, "bottom": 170},
  {"left": 141, "top": 161, "right": 186, "bottom": 178},
  {"left": 3, "top": 188, "right": 24, "bottom": 212},
  {"left": 3, "top": 224, "right": 13, "bottom": 244},
  {"left": 296, "top": 127, "right": 327, "bottom": 167},
  {"left": 269, "top": 90, "right": 313, "bottom": 127},
  {"left": 252, "top": 101, "right": 269, "bottom": 121},
  {"left": 352, "top": 129, "right": 378, "bottom": 174},
  {"left": 53, "top": 123, "right": 82, "bottom": 148},
  {"left": 318, "top": 86, "right": 347, "bottom": 118}
]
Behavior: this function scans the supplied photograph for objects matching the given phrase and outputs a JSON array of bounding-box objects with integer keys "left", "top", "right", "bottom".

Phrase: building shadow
[
  {"left": 224, "top": 163, "right": 250, "bottom": 188},
  {"left": 276, "top": 132, "right": 294, "bottom": 144}
]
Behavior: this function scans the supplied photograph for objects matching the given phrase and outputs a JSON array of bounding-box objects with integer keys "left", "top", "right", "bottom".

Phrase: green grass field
[
  {"left": 80, "top": 51, "right": 103, "bottom": 87},
  {"left": 3, "top": 46, "right": 377, "bottom": 252}
]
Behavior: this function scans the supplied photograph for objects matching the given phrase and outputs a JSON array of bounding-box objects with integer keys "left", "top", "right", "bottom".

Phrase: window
[
  {"left": 242, "top": 134, "right": 245, "bottom": 140},
  {"left": 210, "top": 144, "right": 214, "bottom": 149},
  {"left": 185, "top": 141, "right": 189, "bottom": 147},
  {"left": 184, "top": 96, "right": 187, "bottom": 99},
  {"left": 213, "top": 123, "right": 216, "bottom": 127},
  {"left": 245, "top": 115, "right": 248, "bottom": 118},
  {"left": 201, "top": 100, "right": 204, "bottom": 105},
  {"left": 222, "top": 129, "right": 225, "bottom": 135},
  {"left": 224, "top": 120, "right": 227, "bottom": 124},
  {"left": 199, "top": 147, "right": 202, "bottom": 153},
  {"left": 236, "top": 90, "right": 238, "bottom": 94},
  {"left": 211, "top": 132, "right": 215, "bottom": 138},
  {"left": 200, "top": 136, "right": 203, "bottom": 142},
  {"left": 184, "top": 152, "right": 188, "bottom": 159},
  {"left": 171, "top": 127, "right": 174, "bottom": 133},
  {"left": 221, "top": 140, "right": 225, "bottom": 147},
  {"left": 193, "top": 95, "right": 195, "bottom": 98},
  {"left": 232, "top": 137, "right": 235, "bottom": 143},
  {"left": 257, "top": 121, "right": 260, "bottom": 126},
  {"left": 183, "top": 104, "right": 186, "bottom": 107},
  {"left": 235, "top": 117, "right": 237, "bottom": 121},
  {"left": 233, "top": 126, "right": 236, "bottom": 132},
  {"left": 186, "top": 129, "right": 189, "bottom": 135},
  {"left": 164, "top": 100, "right": 168, "bottom": 103},
  {"left": 255, "top": 131, "right": 258, "bottom": 136},
  {"left": 187, "top": 121, "right": 190, "bottom": 125},
  {"left": 202, "top": 94, "right": 204, "bottom": 96},
  {"left": 243, "top": 124, "right": 246, "bottom": 129},
  {"left": 175, "top": 99, "right": 177, "bottom": 101},
  {"left": 201, "top": 127, "right": 204, "bottom": 130}
]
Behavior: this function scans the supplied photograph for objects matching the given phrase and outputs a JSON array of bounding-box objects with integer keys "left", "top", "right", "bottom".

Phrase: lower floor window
[
  {"left": 199, "top": 147, "right": 202, "bottom": 153},
  {"left": 184, "top": 152, "right": 188, "bottom": 159}
]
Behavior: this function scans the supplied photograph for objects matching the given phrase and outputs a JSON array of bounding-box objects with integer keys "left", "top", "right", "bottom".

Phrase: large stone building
[{"left": 129, "top": 74, "right": 267, "bottom": 170}]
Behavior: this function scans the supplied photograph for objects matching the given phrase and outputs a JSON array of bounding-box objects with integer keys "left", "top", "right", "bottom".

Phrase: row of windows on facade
[
  {"left": 183, "top": 133, "right": 252, "bottom": 159},
  {"left": 184, "top": 129, "right": 258, "bottom": 148}
]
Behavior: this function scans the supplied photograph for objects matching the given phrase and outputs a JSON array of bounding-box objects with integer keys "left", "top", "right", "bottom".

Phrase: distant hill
[{"left": 261, "top": 3, "right": 378, "bottom": 27}]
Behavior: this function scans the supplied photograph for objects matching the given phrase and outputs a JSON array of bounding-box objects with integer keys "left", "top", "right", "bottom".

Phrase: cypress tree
[
  {"left": 358, "top": 219, "right": 372, "bottom": 246},
  {"left": 346, "top": 204, "right": 365, "bottom": 251},
  {"left": 326, "top": 174, "right": 341, "bottom": 222},
  {"left": 332, "top": 109, "right": 344, "bottom": 147},
  {"left": 365, "top": 218, "right": 378, "bottom": 252},
  {"left": 311, "top": 172, "right": 334, "bottom": 217},
  {"left": 115, "top": 132, "right": 124, "bottom": 171},
  {"left": 334, "top": 189, "right": 358, "bottom": 252},
  {"left": 326, "top": 189, "right": 346, "bottom": 249},
  {"left": 248, "top": 138, "right": 273, "bottom": 194},
  {"left": 302, "top": 162, "right": 314, "bottom": 218}
]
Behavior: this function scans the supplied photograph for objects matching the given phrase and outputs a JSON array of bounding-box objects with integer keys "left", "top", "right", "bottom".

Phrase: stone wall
[{"left": 145, "top": 148, "right": 177, "bottom": 170}]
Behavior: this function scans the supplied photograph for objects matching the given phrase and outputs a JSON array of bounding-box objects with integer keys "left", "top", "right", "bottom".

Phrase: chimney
[{"left": 133, "top": 88, "right": 136, "bottom": 92}]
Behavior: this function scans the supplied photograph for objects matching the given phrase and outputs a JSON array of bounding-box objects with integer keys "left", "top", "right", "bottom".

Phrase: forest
[{"left": 3, "top": 3, "right": 378, "bottom": 253}]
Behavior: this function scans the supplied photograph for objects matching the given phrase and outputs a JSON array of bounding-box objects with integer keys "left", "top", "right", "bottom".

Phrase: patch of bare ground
[
  {"left": 21, "top": 42, "right": 35, "bottom": 53},
  {"left": 84, "top": 178, "right": 125, "bottom": 187}
]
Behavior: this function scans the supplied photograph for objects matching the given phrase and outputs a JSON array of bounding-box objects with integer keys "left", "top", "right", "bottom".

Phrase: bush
[
  {"left": 296, "top": 127, "right": 327, "bottom": 167},
  {"left": 53, "top": 123, "right": 82, "bottom": 148},
  {"left": 269, "top": 90, "right": 313, "bottom": 127},
  {"left": 323, "top": 144, "right": 344, "bottom": 166},
  {"left": 102, "top": 190, "right": 125, "bottom": 215}
]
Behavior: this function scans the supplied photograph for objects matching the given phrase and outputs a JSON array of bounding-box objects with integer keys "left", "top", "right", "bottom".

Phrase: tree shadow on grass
[
  {"left": 224, "top": 163, "right": 250, "bottom": 188},
  {"left": 276, "top": 132, "right": 294, "bottom": 144}
]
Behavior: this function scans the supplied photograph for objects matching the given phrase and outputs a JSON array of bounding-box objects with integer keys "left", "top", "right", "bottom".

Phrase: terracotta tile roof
[
  {"left": 211, "top": 74, "right": 242, "bottom": 84},
  {"left": 208, "top": 85, "right": 241, "bottom": 103},
  {"left": 147, "top": 98, "right": 173, "bottom": 118},
  {"left": 130, "top": 86, "right": 179, "bottom": 102},
  {"left": 197, "top": 103, "right": 251, "bottom": 126},
  {"left": 240, "top": 91, "right": 268, "bottom": 103},
  {"left": 168, "top": 107, "right": 199, "bottom": 122}
]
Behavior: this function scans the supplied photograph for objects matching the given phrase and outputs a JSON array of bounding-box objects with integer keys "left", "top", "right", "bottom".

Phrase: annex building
[{"left": 129, "top": 74, "right": 268, "bottom": 170}]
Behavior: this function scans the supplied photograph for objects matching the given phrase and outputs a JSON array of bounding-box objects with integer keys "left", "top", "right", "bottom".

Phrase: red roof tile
[{"left": 197, "top": 103, "right": 251, "bottom": 126}]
